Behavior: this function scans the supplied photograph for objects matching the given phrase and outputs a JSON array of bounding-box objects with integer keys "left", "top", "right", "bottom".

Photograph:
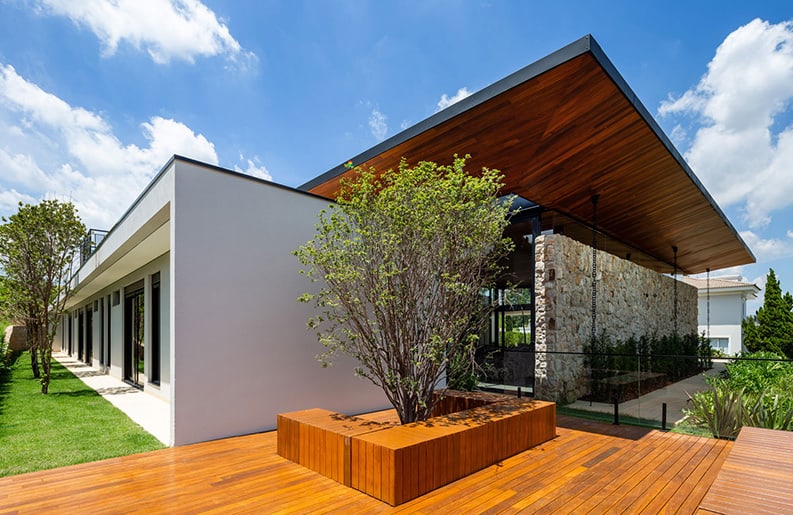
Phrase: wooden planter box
[{"left": 277, "top": 391, "right": 556, "bottom": 506}]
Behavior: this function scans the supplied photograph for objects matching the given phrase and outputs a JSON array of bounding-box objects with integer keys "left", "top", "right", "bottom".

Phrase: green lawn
[{"left": 0, "top": 351, "right": 165, "bottom": 477}]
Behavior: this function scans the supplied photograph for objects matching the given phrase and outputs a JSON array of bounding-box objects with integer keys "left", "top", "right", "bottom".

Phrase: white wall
[
  {"left": 697, "top": 293, "right": 748, "bottom": 355},
  {"left": 697, "top": 294, "right": 744, "bottom": 326},
  {"left": 170, "top": 161, "right": 388, "bottom": 445}
]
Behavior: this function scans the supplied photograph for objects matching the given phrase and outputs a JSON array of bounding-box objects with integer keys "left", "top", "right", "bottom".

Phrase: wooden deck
[
  {"left": 698, "top": 426, "right": 793, "bottom": 515},
  {"left": 0, "top": 413, "right": 733, "bottom": 514}
]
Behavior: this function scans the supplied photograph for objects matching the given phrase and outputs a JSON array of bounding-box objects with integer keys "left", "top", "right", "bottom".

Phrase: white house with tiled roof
[{"left": 681, "top": 275, "right": 760, "bottom": 355}]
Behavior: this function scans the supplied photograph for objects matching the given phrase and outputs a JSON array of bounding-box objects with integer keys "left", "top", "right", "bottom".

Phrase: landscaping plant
[
  {"left": 296, "top": 156, "right": 513, "bottom": 424},
  {"left": 0, "top": 200, "right": 86, "bottom": 393},
  {"left": 684, "top": 351, "right": 793, "bottom": 438}
]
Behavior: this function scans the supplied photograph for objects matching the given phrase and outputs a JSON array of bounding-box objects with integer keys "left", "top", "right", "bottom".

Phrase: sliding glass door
[{"left": 124, "top": 281, "right": 145, "bottom": 387}]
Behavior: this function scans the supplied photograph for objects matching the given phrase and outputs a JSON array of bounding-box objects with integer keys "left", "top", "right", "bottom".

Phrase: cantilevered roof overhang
[{"left": 300, "top": 35, "right": 754, "bottom": 275}]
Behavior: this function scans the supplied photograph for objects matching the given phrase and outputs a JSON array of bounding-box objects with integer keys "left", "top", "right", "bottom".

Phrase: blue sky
[{"left": 0, "top": 0, "right": 792, "bottom": 311}]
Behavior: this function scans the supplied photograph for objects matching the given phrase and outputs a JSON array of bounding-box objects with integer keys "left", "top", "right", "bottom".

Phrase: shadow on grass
[
  {"left": 50, "top": 389, "right": 101, "bottom": 398},
  {"left": 0, "top": 351, "right": 23, "bottom": 418}
]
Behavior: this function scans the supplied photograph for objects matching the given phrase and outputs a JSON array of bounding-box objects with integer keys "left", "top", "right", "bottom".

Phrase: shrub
[
  {"left": 723, "top": 351, "right": 793, "bottom": 394},
  {"left": 685, "top": 379, "right": 746, "bottom": 440}
]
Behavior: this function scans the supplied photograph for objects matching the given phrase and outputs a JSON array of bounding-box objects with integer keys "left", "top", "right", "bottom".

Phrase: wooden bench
[
  {"left": 276, "top": 408, "right": 396, "bottom": 484},
  {"left": 278, "top": 392, "right": 556, "bottom": 506},
  {"left": 698, "top": 426, "right": 793, "bottom": 514}
]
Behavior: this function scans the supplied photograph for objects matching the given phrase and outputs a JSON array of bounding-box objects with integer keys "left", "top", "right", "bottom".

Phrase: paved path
[
  {"left": 53, "top": 352, "right": 170, "bottom": 445},
  {"left": 567, "top": 361, "right": 726, "bottom": 425}
]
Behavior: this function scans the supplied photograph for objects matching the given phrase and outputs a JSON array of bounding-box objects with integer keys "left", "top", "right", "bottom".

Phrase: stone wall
[
  {"left": 4, "top": 325, "right": 28, "bottom": 351},
  {"left": 533, "top": 233, "right": 697, "bottom": 402}
]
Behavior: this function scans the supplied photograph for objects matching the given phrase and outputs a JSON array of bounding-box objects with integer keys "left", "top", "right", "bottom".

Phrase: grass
[
  {"left": 557, "top": 405, "right": 716, "bottom": 438},
  {"left": 0, "top": 351, "right": 165, "bottom": 477},
  {"left": 556, "top": 405, "right": 665, "bottom": 429}
]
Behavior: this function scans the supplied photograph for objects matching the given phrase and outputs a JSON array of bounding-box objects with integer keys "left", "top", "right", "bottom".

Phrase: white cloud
[
  {"left": 31, "top": 0, "right": 255, "bottom": 66},
  {"left": 234, "top": 155, "right": 272, "bottom": 181},
  {"left": 739, "top": 230, "right": 793, "bottom": 262},
  {"left": 369, "top": 109, "right": 388, "bottom": 141},
  {"left": 658, "top": 19, "right": 793, "bottom": 228},
  {"left": 436, "top": 87, "right": 472, "bottom": 112},
  {"left": 0, "top": 63, "right": 223, "bottom": 229}
]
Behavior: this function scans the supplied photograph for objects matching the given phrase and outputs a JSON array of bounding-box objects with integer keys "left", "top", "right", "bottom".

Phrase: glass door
[{"left": 124, "top": 283, "right": 145, "bottom": 387}]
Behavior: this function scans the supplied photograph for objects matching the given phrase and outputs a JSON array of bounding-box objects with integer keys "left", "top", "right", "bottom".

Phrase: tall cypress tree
[{"left": 743, "top": 269, "right": 793, "bottom": 358}]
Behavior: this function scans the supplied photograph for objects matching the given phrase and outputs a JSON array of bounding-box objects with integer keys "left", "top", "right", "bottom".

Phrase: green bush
[
  {"left": 685, "top": 379, "right": 747, "bottom": 440},
  {"left": 723, "top": 351, "right": 793, "bottom": 394},
  {"left": 685, "top": 379, "right": 793, "bottom": 439},
  {"left": 685, "top": 352, "right": 793, "bottom": 438}
]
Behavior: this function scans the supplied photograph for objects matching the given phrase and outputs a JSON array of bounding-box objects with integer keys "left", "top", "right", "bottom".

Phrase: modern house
[
  {"left": 56, "top": 35, "right": 754, "bottom": 445},
  {"left": 681, "top": 275, "right": 760, "bottom": 355}
]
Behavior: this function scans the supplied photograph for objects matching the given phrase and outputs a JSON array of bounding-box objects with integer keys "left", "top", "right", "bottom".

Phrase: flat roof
[{"left": 300, "top": 35, "right": 754, "bottom": 275}]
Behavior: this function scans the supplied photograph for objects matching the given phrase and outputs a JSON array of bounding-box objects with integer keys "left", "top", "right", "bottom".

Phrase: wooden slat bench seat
[
  {"left": 277, "top": 392, "right": 556, "bottom": 506},
  {"left": 276, "top": 408, "right": 397, "bottom": 484},
  {"left": 352, "top": 398, "right": 556, "bottom": 505},
  {"left": 698, "top": 426, "right": 793, "bottom": 514}
]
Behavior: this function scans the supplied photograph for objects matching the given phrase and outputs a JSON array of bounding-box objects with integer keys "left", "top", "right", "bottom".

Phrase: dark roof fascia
[
  {"left": 77, "top": 155, "right": 333, "bottom": 274},
  {"left": 298, "top": 35, "right": 594, "bottom": 191},
  {"left": 584, "top": 38, "right": 755, "bottom": 264}
]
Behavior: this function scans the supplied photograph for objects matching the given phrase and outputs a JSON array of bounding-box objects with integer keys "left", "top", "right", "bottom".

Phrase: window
[
  {"left": 150, "top": 273, "right": 161, "bottom": 385},
  {"left": 709, "top": 337, "right": 729, "bottom": 354}
]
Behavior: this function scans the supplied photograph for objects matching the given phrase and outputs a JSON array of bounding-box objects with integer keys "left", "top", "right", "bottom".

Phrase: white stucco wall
[
  {"left": 170, "top": 161, "right": 388, "bottom": 445},
  {"left": 698, "top": 294, "right": 745, "bottom": 326},
  {"left": 697, "top": 293, "right": 747, "bottom": 355}
]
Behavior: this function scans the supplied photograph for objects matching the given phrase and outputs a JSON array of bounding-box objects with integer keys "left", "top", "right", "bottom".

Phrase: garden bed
[
  {"left": 584, "top": 370, "right": 669, "bottom": 403},
  {"left": 277, "top": 390, "right": 556, "bottom": 505}
]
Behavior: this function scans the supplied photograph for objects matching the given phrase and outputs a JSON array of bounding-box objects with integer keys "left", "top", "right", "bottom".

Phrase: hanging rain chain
[
  {"left": 591, "top": 195, "right": 599, "bottom": 341},
  {"left": 672, "top": 246, "right": 678, "bottom": 335},
  {"left": 706, "top": 268, "right": 711, "bottom": 339}
]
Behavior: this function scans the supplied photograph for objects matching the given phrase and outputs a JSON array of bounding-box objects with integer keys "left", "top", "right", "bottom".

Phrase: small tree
[
  {"left": 743, "top": 269, "right": 793, "bottom": 359},
  {"left": 0, "top": 200, "right": 86, "bottom": 393},
  {"left": 296, "top": 156, "right": 513, "bottom": 424}
]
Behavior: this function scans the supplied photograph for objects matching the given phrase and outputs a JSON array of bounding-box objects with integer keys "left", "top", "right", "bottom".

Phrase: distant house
[
  {"left": 681, "top": 275, "right": 760, "bottom": 355},
  {"left": 56, "top": 35, "right": 754, "bottom": 446}
]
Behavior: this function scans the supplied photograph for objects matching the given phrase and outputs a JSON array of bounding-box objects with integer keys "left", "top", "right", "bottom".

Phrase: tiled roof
[{"left": 681, "top": 276, "right": 758, "bottom": 291}]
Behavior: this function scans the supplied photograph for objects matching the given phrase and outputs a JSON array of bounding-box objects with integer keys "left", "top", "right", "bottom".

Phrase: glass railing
[
  {"left": 474, "top": 345, "right": 793, "bottom": 436},
  {"left": 79, "top": 229, "right": 108, "bottom": 264}
]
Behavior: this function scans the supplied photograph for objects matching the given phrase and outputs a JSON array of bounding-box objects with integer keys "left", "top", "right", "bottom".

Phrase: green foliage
[
  {"left": 584, "top": 332, "right": 710, "bottom": 402},
  {"left": 743, "top": 269, "right": 793, "bottom": 358},
  {"left": 0, "top": 200, "right": 86, "bottom": 393},
  {"left": 295, "top": 156, "right": 513, "bottom": 423},
  {"left": 584, "top": 331, "right": 708, "bottom": 380},
  {"left": 684, "top": 351, "right": 793, "bottom": 438},
  {"left": 722, "top": 351, "right": 793, "bottom": 394},
  {"left": 685, "top": 379, "right": 747, "bottom": 439},
  {"left": 0, "top": 352, "right": 164, "bottom": 477}
]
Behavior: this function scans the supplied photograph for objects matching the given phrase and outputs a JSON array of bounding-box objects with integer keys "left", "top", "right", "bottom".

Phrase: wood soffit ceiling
[{"left": 301, "top": 35, "right": 755, "bottom": 275}]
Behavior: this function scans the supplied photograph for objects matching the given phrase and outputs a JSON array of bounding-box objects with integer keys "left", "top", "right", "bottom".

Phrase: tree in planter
[
  {"left": 742, "top": 269, "right": 793, "bottom": 359},
  {"left": 0, "top": 200, "right": 86, "bottom": 393},
  {"left": 295, "top": 156, "right": 513, "bottom": 424}
]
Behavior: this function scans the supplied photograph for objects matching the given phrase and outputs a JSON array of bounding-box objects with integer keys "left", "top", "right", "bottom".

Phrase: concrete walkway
[
  {"left": 53, "top": 352, "right": 170, "bottom": 445},
  {"left": 567, "top": 361, "right": 726, "bottom": 425}
]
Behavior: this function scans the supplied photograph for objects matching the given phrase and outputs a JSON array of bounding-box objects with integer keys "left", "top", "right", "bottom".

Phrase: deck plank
[
  {"left": 698, "top": 426, "right": 793, "bottom": 515},
  {"left": 0, "top": 413, "right": 733, "bottom": 514}
]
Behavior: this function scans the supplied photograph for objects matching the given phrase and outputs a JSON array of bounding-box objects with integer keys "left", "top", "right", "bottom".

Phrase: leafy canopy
[
  {"left": 0, "top": 200, "right": 86, "bottom": 393},
  {"left": 295, "top": 156, "right": 513, "bottom": 423}
]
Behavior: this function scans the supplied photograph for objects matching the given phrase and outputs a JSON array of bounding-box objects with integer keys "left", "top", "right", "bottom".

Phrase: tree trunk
[
  {"left": 39, "top": 345, "right": 51, "bottom": 394},
  {"left": 27, "top": 321, "right": 41, "bottom": 379},
  {"left": 30, "top": 343, "right": 40, "bottom": 379}
]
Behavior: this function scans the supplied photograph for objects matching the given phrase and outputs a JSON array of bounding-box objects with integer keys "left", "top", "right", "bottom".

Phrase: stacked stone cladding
[{"left": 533, "top": 233, "right": 697, "bottom": 402}]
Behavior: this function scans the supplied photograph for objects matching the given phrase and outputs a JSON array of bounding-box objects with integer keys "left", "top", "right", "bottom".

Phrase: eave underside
[{"left": 303, "top": 47, "right": 753, "bottom": 275}]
